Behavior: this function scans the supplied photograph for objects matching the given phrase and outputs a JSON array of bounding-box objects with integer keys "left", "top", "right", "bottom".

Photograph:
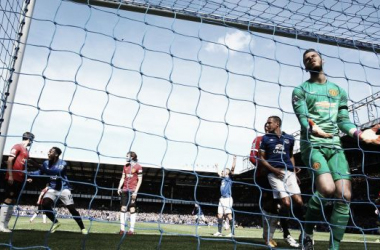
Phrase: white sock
[
  {"left": 269, "top": 216, "right": 278, "bottom": 239},
  {"left": 0, "top": 204, "right": 7, "bottom": 228},
  {"left": 120, "top": 212, "right": 126, "bottom": 231},
  {"left": 130, "top": 213, "right": 136, "bottom": 232},
  {"left": 1, "top": 204, "right": 13, "bottom": 229},
  {"left": 30, "top": 213, "right": 38, "bottom": 222},
  {"left": 42, "top": 214, "right": 47, "bottom": 223}
]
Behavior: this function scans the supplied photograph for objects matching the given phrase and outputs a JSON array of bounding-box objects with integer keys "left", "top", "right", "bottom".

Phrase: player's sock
[
  {"left": 30, "top": 213, "right": 38, "bottom": 222},
  {"left": 130, "top": 212, "right": 136, "bottom": 232},
  {"left": 279, "top": 208, "right": 290, "bottom": 238},
  {"left": 269, "top": 215, "right": 277, "bottom": 240},
  {"left": 329, "top": 201, "right": 350, "bottom": 250},
  {"left": 42, "top": 198, "right": 56, "bottom": 223},
  {"left": 42, "top": 214, "right": 47, "bottom": 223},
  {"left": 3, "top": 204, "right": 13, "bottom": 229},
  {"left": 67, "top": 205, "right": 85, "bottom": 230},
  {"left": 305, "top": 191, "right": 326, "bottom": 235},
  {"left": 229, "top": 218, "right": 234, "bottom": 235},
  {"left": 217, "top": 218, "right": 223, "bottom": 233},
  {"left": 0, "top": 204, "right": 10, "bottom": 228},
  {"left": 120, "top": 212, "right": 126, "bottom": 231}
]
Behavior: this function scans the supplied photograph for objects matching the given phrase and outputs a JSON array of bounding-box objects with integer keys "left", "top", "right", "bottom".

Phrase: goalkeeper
[{"left": 292, "top": 48, "right": 380, "bottom": 250}]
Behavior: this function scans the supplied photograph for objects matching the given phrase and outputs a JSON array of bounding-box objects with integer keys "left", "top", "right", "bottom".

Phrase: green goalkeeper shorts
[{"left": 301, "top": 146, "right": 351, "bottom": 181}]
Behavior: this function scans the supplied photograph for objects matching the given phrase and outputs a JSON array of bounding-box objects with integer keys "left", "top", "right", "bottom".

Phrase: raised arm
[
  {"left": 214, "top": 163, "right": 223, "bottom": 177},
  {"left": 230, "top": 156, "right": 236, "bottom": 175}
]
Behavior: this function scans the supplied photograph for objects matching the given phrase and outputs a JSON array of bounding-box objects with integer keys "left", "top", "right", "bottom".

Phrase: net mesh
[{"left": 0, "top": 0, "right": 380, "bottom": 249}]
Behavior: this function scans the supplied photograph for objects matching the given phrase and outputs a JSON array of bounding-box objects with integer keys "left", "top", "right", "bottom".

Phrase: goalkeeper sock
[
  {"left": 42, "top": 214, "right": 47, "bottom": 223},
  {"left": 305, "top": 191, "right": 326, "bottom": 235},
  {"left": 217, "top": 218, "right": 223, "bottom": 233},
  {"left": 130, "top": 212, "right": 136, "bottom": 232},
  {"left": 329, "top": 202, "right": 350, "bottom": 250},
  {"left": 120, "top": 212, "right": 126, "bottom": 231}
]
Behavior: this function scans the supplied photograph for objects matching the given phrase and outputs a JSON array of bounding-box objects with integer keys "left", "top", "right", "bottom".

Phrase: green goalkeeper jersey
[{"left": 292, "top": 80, "right": 356, "bottom": 150}]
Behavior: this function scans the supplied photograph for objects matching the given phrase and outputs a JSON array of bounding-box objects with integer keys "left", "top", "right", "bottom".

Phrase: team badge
[
  {"left": 312, "top": 162, "right": 321, "bottom": 170},
  {"left": 292, "top": 95, "right": 300, "bottom": 104},
  {"left": 284, "top": 139, "right": 289, "bottom": 144},
  {"left": 328, "top": 89, "right": 338, "bottom": 97}
]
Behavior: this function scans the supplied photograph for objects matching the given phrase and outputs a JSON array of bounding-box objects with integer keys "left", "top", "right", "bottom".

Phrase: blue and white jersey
[
  {"left": 260, "top": 132, "right": 295, "bottom": 171},
  {"left": 220, "top": 176, "right": 233, "bottom": 198},
  {"left": 29, "top": 159, "right": 70, "bottom": 190}
]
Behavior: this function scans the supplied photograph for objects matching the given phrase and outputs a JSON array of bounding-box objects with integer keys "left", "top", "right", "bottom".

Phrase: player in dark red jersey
[
  {"left": 30, "top": 186, "right": 48, "bottom": 223},
  {"left": 117, "top": 151, "right": 143, "bottom": 235},
  {"left": 0, "top": 132, "right": 34, "bottom": 232}
]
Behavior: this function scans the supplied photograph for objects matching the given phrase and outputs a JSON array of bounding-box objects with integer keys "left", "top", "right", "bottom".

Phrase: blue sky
[{"left": 2, "top": 0, "right": 380, "bottom": 172}]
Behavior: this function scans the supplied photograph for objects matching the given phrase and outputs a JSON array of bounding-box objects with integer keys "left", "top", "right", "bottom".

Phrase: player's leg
[
  {"left": 328, "top": 149, "right": 351, "bottom": 250},
  {"left": 128, "top": 198, "right": 137, "bottom": 234},
  {"left": 213, "top": 198, "right": 224, "bottom": 236},
  {"left": 225, "top": 197, "right": 234, "bottom": 236},
  {"left": 41, "top": 196, "right": 61, "bottom": 232},
  {"left": 302, "top": 148, "right": 334, "bottom": 229},
  {"left": 42, "top": 212, "right": 47, "bottom": 223},
  {"left": 120, "top": 191, "right": 128, "bottom": 234},
  {"left": 30, "top": 212, "right": 38, "bottom": 223},
  {"left": 0, "top": 181, "right": 22, "bottom": 232},
  {"left": 61, "top": 189, "right": 87, "bottom": 234}
]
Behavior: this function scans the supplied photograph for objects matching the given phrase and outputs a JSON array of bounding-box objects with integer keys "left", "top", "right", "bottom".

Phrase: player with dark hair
[
  {"left": 292, "top": 48, "right": 380, "bottom": 250},
  {"left": 259, "top": 116, "right": 303, "bottom": 247},
  {"left": 117, "top": 151, "right": 143, "bottom": 235},
  {"left": 30, "top": 185, "right": 48, "bottom": 224},
  {"left": 213, "top": 156, "right": 236, "bottom": 237},
  {"left": 251, "top": 123, "right": 299, "bottom": 247},
  {"left": 28, "top": 147, "right": 87, "bottom": 234},
  {"left": 0, "top": 132, "right": 34, "bottom": 232}
]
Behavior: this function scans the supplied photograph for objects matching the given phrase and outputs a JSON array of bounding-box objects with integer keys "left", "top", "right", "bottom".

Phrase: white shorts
[
  {"left": 44, "top": 188, "right": 74, "bottom": 206},
  {"left": 218, "top": 197, "right": 233, "bottom": 215},
  {"left": 268, "top": 169, "right": 301, "bottom": 199}
]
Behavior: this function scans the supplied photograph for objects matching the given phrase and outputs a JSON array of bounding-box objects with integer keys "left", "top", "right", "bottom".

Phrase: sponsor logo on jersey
[
  {"left": 312, "top": 162, "right": 321, "bottom": 170},
  {"left": 315, "top": 101, "right": 337, "bottom": 108},
  {"left": 329, "top": 89, "right": 339, "bottom": 97},
  {"left": 292, "top": 95, "right": 300, "bottom": 104},
  {"left": 273, "top": 144, "right": 286, "bottom": 154}
]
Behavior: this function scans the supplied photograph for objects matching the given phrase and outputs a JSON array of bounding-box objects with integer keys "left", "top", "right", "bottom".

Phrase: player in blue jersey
[
  {"left": 28, "top": 147, "right": 87, "bottom": 234},
  {"left": 213, "top": 155, "right": 236, "bottom": 237},
  {"left": 259, "top": 116, "right": 303, "bottom": 246},
  {"left": 192, "top": 203, "right": 209, "bottom": 228}
]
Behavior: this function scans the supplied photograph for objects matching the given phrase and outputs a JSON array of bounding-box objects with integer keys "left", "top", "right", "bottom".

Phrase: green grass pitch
[{"left": 0, "top": 217, "right": 379, "bottom": 249}]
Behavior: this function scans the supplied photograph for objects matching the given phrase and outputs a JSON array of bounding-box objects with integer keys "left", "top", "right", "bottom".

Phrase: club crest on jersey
[
  {"left": 292, "top": 95, "right": 300, "bottom": 104},
  {"left": 328, "top": 89, "right": 338, "bottom": 97},
  {"left": 273, "top": 144, "right": 285, "bottom": 154},
  {"left": 312, "top": 162, "right": 321, "bottom": 170},
  {"left": 284, "top": 139, "right": 290, "bottom": 144}
]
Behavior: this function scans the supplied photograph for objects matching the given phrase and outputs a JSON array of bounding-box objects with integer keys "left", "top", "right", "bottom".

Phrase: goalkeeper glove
[
  {"left": 308, "top": 119, "right": 333, "bottom": 138},
  {"left": 353, "top": 124, "right": 380, "bottom": 145}
]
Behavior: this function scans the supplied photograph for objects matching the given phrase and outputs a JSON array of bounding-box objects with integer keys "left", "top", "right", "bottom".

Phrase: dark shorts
[
  {"left": 121, "top": 191, "right": 137, "bottom": 209},
  {"left": 4, "top": 180, "right": 24, "bottom": 202}
]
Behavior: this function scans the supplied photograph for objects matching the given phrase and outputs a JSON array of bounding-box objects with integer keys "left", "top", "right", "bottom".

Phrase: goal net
[{"left": 1, "top": 0, "right": 380, "bottom": 249}]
